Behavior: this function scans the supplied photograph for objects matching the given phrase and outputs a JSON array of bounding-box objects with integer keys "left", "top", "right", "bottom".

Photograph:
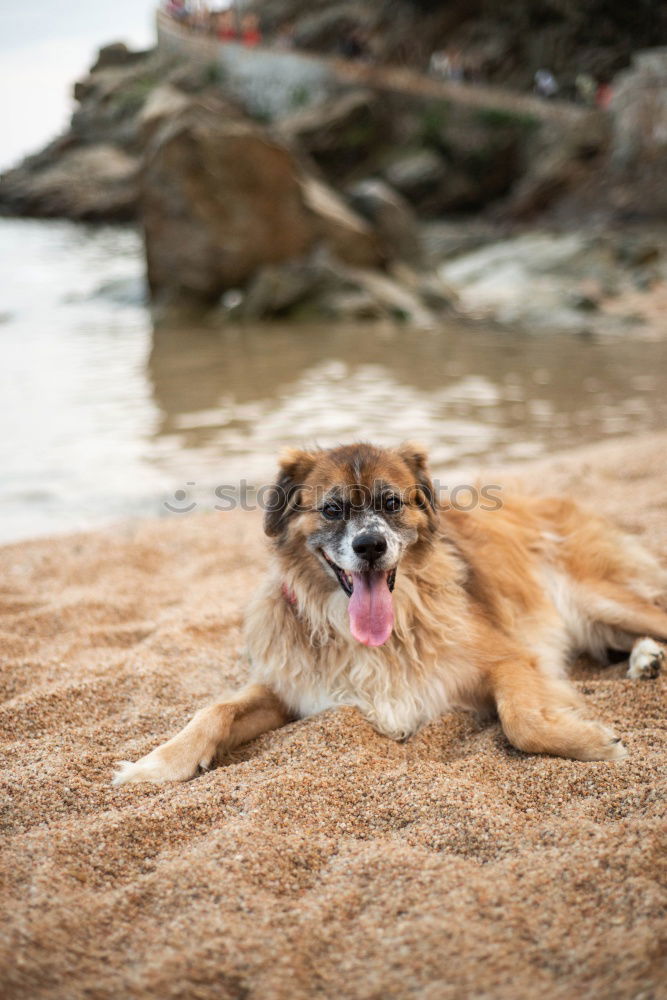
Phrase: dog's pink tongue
[{"left": 348, "top": 572, "right": 394, "bottom": 646}]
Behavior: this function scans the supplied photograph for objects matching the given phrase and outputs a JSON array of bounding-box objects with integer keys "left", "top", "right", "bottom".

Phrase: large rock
[
  {"left": 383, "top": 149, "right": 446, "bottom": 204},
  {"left": 0, "top": 144, "right": 139, "bottom": 221},
  {"left": 300, "top": 176, "right": 380, "bottom": 267},
  {"left": 90, "top": 41, "right": 149, "bottom": 73},
  {"left": 69, "top": 50, "right": 164, "bottom": 152},
  {"left": 232, "top": 246, "right": 452, "bottom": 326},
  {"left": 346, "top": 179, "right": 422, "bottom": 263},
  {"left": 608, "top": 48, "right": 667, "bottom": 215},
  {"left": 435, "top": 231, "right": 657, "bottom": 333},
  {"left": 141, "top": 101, "right": 381, "bottom": 305}
]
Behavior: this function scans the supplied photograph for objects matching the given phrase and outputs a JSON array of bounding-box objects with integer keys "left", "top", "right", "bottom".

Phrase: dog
[{"left": 113, "top": 442, "right": 667, "bottom": 785}]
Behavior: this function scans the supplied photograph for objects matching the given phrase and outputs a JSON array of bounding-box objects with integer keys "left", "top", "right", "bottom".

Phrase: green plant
[
  {"left": 289, "top": 84, "right": 310, "bottom": 111},
  {"left": 474, "top": 107, "right": 539, "bottom": 131},
  {"left": 420, "top": 101, "right": 450, "bottom": 146}
]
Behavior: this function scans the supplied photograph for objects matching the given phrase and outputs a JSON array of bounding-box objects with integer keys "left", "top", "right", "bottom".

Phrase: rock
[
  {"left": 70, "top": 52, "right": 166, "bottom": 151},
  {"left": 384, "top": 149, "right": 485, "bottom": 214},
  {"left": 278, "top": 89, "right": 384, "bottom": 181},
  {"left": 317, "top": 288, "right": 385, "bottom": 321},
  {"left": 383, "top": 149, "right": 445, "bottom": 204},
  {"left": 240, "top": 257, "right": 324, "bottom": 318},
  {"left": 141, "top": 102, "right": 381, "bottom": 305},
  {"left": 143, "top": 111, "right": 314, "bottom": 304},
  {"left": 615, "top": 235, "right": 662, "bottom": 268},
  {"left": 291, "top": 5, "right": 370, "bottom": 52},
  {"left": 300, "top": 176, "right": 380, "bottom": 268},
  {"left": 506, "top": 113, "right": 609, "bottom": 219},
  {"left": 422, "top": 103, "right": 523, "bottom": 209},
  {"left": 377, "top": 99, "right": 530, "bottom": 213},
  {"left": 346, "top": 266, "right": 436, "bottom": 326},
  {"left": 436, "top": 231, "right": 641, "bottom": 333},
  {"left": 231, "top": 245, "right": 451, "bottom": 325},
  {"left": 0, "top": 144, "right": 139, "bottom": 221},
  {"left": 420, "top": 218, "right": 503, "bottom": 263},
  {"left": 438, "top": 232, "right": 585, "bottom": 329},
  {"left": 0, "top": 46, "right": 166, "bottom": 220},
  {"left": 609, "top": 48, "right": 667, "bottom": 215},
  {"left": 90, "top": 42, "right": 148, "bottom": 73},
  {"left": 138, "top": 84, "right": 191, "bottom": 141},
  {"left": 346, "top": 179, "right": 422, "bottom": 263},
  {"left": 612, "top": 49, "right": 667, "bottom": 169},
  {"left": 388, "top": 260, "right": 456, "bottom": 313}
]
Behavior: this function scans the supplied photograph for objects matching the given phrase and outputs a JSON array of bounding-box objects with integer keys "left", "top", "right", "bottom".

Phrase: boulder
[
  {"left": 345, "top": 179, "right": 422, "bottom": 263},
  {"left": 141, "top": 101, "right": 382, "bottom": 305},
  {"left": 239, "top": 257, "right": 326, "bottom": 318},
  {"left": 69, "top": 50, "right": 165, "bottom": 153},
  {"left": 234, "top": 247, "right": 450, "bottom": 326},
  {"left": 435, "top": 231, "right": 643, "bottom": 333},
  {"left": 300, "top": 176, "right": 380, "bottom": 267},
  {"left": 0, "top": 144, "right": 139, "bottom": 221},
  {"left": 90, "top": 42, "right": 148, "bottom": 73},
  {"left": 608, "top": 48, "right": 667, "bottom": 215},
  {"left": 383, "top": 149, "right": 445, "bottom": 204}
]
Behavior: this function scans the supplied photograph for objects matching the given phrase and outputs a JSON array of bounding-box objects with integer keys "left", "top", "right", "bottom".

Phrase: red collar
[{"left": 281, "top": 582, "right": 298, "bottom": 607}]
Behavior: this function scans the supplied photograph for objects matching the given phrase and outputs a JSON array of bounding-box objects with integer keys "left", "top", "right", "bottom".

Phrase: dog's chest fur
[{"left": 245, "top": 546, "right": 487, "bottom": 739}]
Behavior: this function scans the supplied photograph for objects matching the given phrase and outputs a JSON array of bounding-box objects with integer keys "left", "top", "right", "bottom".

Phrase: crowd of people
[
  {"left": 164, "top": 1, "right": 263, "bottom": 47},
  {"left": 162, "top": 2, "right": 379, "bottom": 59}
]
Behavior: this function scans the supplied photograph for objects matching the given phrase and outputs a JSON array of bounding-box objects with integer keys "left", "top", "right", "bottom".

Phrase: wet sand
[{"left": 1, "top": 433, "right": 666, "bottom": 1000}]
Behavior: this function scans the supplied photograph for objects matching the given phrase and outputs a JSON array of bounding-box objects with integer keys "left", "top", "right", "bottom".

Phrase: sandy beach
[{"left": 1, "top": 433, "right": 666, "bottom": 1000}]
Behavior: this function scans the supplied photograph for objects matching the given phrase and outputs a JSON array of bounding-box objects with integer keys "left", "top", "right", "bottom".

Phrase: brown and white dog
[{"left": 114, "top": 442, "right": 667, "bottom": 785}]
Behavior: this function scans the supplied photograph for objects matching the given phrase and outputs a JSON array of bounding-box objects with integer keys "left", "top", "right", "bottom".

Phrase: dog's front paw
[
  {"left": 556, "top": 714, "right": 628, "bottom": 762},
  {"left": 112, "top": 737, "right": 215, "bottom": 786},
  {"left": 628, "top": 637, "right": 664, "bottom": 680}
]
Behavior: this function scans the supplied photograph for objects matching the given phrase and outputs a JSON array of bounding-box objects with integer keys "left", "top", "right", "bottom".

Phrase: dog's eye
[
  {"left": 321, "top": 501, "right": 344, "bottom": 520},
  {"left": 384, "top": 495, "right": 403, "bottom": 514}
]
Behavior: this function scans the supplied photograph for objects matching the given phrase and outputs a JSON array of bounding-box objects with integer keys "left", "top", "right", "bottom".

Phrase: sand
[{"left": 1, "top": 433, "right": 666, "bottom": 1000}]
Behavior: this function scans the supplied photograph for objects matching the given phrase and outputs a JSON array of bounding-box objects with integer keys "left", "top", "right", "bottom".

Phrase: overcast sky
[{"left": 0, "top": 1, "right": 157, "bottom": 170}]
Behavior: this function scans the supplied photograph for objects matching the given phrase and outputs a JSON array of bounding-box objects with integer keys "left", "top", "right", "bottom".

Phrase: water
[{"left": 1, "top": 217, "right": 666, "bottom": 543}]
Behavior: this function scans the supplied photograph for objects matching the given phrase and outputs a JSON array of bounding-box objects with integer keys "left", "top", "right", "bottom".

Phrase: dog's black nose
[{"left": 352, "top": 532, "right": 387, "bottom": 562}]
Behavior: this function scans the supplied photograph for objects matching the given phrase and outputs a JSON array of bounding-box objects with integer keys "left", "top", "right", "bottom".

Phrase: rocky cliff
[
  {"left": 1, "top": 12, "right": 666, "bottom": 322},
  {"left": 251, "top": 0, "right": 667, "bottom": 93}
]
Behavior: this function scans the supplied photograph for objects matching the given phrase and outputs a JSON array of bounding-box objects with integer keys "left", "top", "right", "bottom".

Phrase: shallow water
[{"left": 1, "top": 218, "right": 666, "bottom": 542}]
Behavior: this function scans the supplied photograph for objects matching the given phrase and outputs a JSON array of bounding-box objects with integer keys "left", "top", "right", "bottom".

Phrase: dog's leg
[
  {"left": 582, "top": 581, "right": 667, "bottom": 644},
  {"left": 113, "top": 684, "right": 290, "bottom": 785},
  {"left": 575, "top": 582, "right": 667, "bottom": 677},
  {"left": 491, "top": 656, "right": 627, "bottom": 761}
]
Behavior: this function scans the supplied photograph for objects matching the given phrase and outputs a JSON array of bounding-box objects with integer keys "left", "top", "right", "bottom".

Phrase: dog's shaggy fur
[{"left": 114, "top": 443, "right": 667, "bottom": 785}]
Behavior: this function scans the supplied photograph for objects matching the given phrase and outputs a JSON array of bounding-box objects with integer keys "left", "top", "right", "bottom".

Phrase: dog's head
[{"left": 264, "top": 443, "right": 438, "bottom": 647}]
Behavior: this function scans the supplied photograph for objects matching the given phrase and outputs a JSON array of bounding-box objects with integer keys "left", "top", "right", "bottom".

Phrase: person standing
[
  {"left": 241, "top": 12, "right": 262, "bottom": 46},
  {"left": 534, "top": 68, "right": 559, "bottom": 99},
  {"left": 217, "top": 8, "right": 238, "bottom": 41}
]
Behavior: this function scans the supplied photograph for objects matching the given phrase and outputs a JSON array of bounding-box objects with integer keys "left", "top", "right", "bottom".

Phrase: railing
[{"left": 155, "top": 8, "right": 605, "bottom": 127}]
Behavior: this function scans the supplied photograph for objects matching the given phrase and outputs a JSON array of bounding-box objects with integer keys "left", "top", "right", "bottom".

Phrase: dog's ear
[
  {"left": 397, "top": 441, "right": 437, "bottom": 513},
  {"left": 264, "top": 448, "right": 317, "bottom": 538}
]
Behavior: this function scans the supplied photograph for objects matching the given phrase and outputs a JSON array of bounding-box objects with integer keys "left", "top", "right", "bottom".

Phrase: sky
[{"left": 0, "top": 1, "right": 158, "bottom": 170}]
